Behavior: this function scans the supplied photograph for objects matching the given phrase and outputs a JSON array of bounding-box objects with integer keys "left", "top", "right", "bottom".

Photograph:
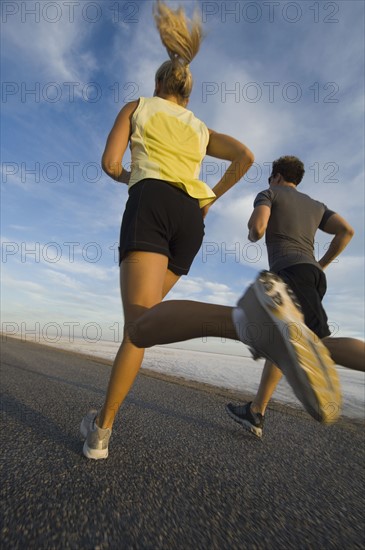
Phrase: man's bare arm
[
  {"left": 319, "top": 213, "right": 354, "bottom": 269},
  {"left": 247, "top": 205, "right": 271, "bottom": 242}
]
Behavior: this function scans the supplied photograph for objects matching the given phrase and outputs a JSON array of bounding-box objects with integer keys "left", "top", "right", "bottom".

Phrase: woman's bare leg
[
  {"left": 322, "top": 337, "right": 365, "bottom": 372},
  {"left": 97, "top": 252, "right": 180, "bottom": 429},
  {"left": 132, "top": 299, "right": 238, "bottom": 348}
]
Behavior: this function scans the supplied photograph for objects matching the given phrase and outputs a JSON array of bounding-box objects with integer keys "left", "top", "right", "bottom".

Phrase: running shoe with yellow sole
[{"left": 233, "top": 271, "right": 342, "bottom": 424}]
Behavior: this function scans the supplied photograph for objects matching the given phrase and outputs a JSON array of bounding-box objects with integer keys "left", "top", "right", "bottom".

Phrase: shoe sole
[
  {"left": 234, "top": 271, "right": 342, "bottom": 424},
  {"left": 82, "top": 441, "right": 109, "bottom": 460},
  {"left": 225, "top": 405, "right": 263, "bottom": 438}
]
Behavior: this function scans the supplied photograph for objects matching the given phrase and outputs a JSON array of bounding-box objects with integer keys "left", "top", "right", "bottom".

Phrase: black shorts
[
  {"left": 119, "top": 179, "right": 205, "bottom": 276},
  {"left": 276, "top": 264, "right": 331, "bottom": 339}
]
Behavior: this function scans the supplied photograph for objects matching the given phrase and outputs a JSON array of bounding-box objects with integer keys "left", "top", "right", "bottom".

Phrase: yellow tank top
[{"left": 128, "top": 96, "right": 216, "bottom": 207}]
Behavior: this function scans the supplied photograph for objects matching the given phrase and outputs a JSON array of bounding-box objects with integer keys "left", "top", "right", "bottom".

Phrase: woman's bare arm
[{"left": 101, "top": 100, "right": 139, "bottom": 184}]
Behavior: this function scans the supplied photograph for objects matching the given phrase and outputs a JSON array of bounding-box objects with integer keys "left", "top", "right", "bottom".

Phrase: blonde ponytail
[{"left": 154, "top": 0, "right": 203, "bottom": 99}]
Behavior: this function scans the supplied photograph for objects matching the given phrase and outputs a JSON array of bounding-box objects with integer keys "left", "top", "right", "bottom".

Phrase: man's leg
[
  {"left": 225, "top": 360, "right": 282, "bottom": 438},
  {"left": 248, "top": 337, "right": 365, "bottom": 419},
  {"left": 228, "top": 337, "right": 365, "bottom": 435},
  {"left": 251, "top": 360, "right": 283, "bottom": 415},
  {"left": 239, "top": 266, "right": 341, "bottom": 427}
]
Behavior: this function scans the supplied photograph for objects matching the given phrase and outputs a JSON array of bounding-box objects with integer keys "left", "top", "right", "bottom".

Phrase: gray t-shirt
[{"left": 254, "top": 186, "right": 335, "bottom": 272}]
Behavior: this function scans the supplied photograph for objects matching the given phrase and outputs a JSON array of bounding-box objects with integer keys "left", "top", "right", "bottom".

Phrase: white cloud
[
  {"left": 167, "top": 275, "right": 241, "bottom": 306},
  {"left": 2, "top": 8, "right": 97, "bottom": 87},
  {"left": 43, "top": 269, "right": 83, "bottom": 291},
  {"left": 2, "top": 273, "right": 45, "bottom": 295}
]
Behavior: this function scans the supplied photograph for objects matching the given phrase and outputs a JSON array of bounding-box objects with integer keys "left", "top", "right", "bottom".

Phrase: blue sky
[{"left": 1, "top": 0, "right": 364, "bottom": 349}]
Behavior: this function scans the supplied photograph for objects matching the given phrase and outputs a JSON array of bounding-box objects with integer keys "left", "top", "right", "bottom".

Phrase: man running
[{"left": 226, "top": 155, "right": 364, "bottom": 438}]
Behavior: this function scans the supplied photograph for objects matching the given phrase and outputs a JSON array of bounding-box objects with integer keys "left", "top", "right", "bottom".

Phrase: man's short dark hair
[{"left": 272, "top": 156, "right": 305, "bottom": 186}]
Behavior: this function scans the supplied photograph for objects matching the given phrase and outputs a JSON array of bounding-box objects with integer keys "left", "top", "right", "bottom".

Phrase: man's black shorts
[
  {"left": 276, "top": 264, "right": 331, "bottom": 339},
  {"left": 119, "top": 179, "right": 205, "bottom": 276}
]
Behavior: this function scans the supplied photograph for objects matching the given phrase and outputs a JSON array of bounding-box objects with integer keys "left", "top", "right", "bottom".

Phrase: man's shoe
[
  {"left": 233, "top": 271, "right": 342, "bottom": 424},
  {"left": 226, "top": 402, "right": 264, "bottom": 438},
  {"left": 80, "top": 410, "right": 111, "bottom": 460}
]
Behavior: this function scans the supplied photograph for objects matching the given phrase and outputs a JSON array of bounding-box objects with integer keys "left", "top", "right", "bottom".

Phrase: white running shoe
[
  {"left": 233, "top": 271, "right": 342, "bottom": 424},
  {"left": 80, "top": 410, "right": 111, "bottom": 460}
]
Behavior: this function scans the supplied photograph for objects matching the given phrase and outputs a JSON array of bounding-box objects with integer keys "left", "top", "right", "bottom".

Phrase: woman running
[{"left": 80, "top": 0, "right": 254, "bottom": 459}]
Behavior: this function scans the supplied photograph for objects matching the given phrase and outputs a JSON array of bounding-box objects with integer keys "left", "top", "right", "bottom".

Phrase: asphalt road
[{"left": 1, "top": 337, "right": 364, "bottom": 549}]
